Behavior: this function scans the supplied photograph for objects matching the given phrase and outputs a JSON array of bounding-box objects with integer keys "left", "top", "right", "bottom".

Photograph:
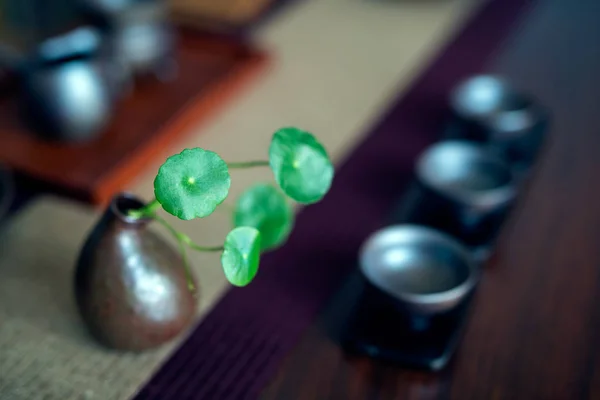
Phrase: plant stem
[
  {"left": 141, "top": 198, "right": 161, "bottom": 214},
  {"left": 153, "top": 215, "right": 197, "bottom": 291},
  {"left": 227, "top": 160, "right": 270, "bottom": 169},
  {"left": 128, "top": 199, "right": 226, "bottom": 291},
  {"left": 187, "top": 242, "right": 225, "bottom": 253},
  {"left": 151, "top": 214, "right": 224, "bottom": 292},
  {"left": 176, "top": 229, "right": 225, "bottom": 252},
  {"left": 179, "top": 238, "right": 196, "bottom": 292},
  {"left": 128, "top": 198, "right": 161, "bottom": 218},
  {"left": 152, "top": 214, "right": 224, "bottom": 253}
]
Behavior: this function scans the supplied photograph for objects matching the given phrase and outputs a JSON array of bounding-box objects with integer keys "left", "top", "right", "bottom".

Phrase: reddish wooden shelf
[{"left": 0, "top": 28, "right": 268, "bottom": 205}]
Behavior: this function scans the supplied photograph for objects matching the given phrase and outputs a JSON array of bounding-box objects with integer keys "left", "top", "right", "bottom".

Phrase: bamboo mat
[{"left": 0, "top": 0, "right": 479, "bottom": 398}]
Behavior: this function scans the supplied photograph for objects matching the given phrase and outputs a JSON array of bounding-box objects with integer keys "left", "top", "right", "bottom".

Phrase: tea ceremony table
[
  {"left": 2, "top": 0, "right": 599, "bottom": 399},
  {"left": 263, "top": 0, "right": 600, "bottom": 398}
]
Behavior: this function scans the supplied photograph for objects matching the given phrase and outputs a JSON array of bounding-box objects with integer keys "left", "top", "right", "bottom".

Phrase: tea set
[{"left": 344, "top": 75, "right": 549, "bottom": 370}]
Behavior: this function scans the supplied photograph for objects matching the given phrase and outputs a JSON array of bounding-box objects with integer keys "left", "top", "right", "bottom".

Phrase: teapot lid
[{"left": 35, "top": 27, "right": 102, "bottom": 65}]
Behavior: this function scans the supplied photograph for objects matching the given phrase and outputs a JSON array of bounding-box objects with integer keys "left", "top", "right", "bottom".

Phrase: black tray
[{"left": 342, "top": 278, "right": 475, "bottom": 371}]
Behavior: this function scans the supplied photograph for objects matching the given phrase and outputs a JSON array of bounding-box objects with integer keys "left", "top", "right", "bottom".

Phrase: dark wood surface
[
  {"left": 262, "top": 0, "right": 600, "bottom": 399},
  {"left": 0, "top": 28, "right": 267, "bottom": 205}
]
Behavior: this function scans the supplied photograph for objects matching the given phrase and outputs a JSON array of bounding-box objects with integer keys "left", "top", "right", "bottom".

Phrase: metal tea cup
[
  {"left": 450, "top": 75, "right": 548, "bottom": 171},
  {"left": 415, "top": 140, "right": 517, "bottom": 251},
  {"left": 359, "top": 225, "right": 479, "bottom": 318}
]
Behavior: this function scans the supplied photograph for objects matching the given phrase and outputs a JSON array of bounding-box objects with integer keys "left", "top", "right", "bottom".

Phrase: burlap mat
[
  {"left": 0, "top": 197, "right": 233, "bottom": 400},
  {"left": 0, "top": 0, "right": 478, "bottom": 397}
]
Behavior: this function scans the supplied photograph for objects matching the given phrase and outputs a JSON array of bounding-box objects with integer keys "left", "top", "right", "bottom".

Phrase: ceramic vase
[{"left": 75, "top": 193, "right": 196, "bottom": 351}]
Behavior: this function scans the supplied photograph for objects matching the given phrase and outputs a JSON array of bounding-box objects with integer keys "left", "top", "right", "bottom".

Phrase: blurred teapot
[
  {"left": 78, "top": 0, "right": 177, "bottom": 81},
  {"left": 0, "top": 27, "right": 127, "bottom": 142}
]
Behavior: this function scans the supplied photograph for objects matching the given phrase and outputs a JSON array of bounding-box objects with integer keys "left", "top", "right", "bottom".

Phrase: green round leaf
[
  {"left": 221, "top": 227, "right": 261, "bottom": 287},
  {"left": 269, "top": 127, "right": 334, "bottom": 204},
  {"left": 234, "top": 184, "right": 294, "bottom": 251},
  {"left": 154, "top": 148, "right": 231, "bottom": 220}
]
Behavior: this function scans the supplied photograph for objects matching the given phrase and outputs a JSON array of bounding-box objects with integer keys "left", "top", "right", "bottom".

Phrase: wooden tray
[
  {"left": 169, "top": 0, "right": 276, "bottom": 29},
  {"left": 0, "top": 28, "right": 268, "bottom": 205}
]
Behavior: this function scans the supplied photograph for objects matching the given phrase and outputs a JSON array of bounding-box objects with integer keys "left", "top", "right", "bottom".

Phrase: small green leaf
[
  {"left": 221, "top": 227, "right": 261, "bottom": 287},
  {"left": 269, "top": 127, "right": 334, "bottom": 204},
  {"left": 234, "top": 184, "right": 293, "bottom": 251},
  {"left": 154, "top": 148, "right": 231, "bottom": 220}
]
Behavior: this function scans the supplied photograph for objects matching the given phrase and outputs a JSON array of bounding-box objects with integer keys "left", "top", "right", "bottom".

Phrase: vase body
[{"left": 75, "top": 193, "right": 196, "bottom": 351}]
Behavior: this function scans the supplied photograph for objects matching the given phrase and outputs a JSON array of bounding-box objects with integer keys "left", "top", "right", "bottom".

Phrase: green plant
[{"left": 129, "top": 127, "right": 334, "bottom": 289}]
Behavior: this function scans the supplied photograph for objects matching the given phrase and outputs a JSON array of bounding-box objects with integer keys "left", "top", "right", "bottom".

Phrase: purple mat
[{"left": 134, "top": 0, "right": 535, "bottom": 399}]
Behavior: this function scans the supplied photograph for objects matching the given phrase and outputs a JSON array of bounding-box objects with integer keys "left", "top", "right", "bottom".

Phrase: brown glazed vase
[{"left": 75, "top": 193, "right": 197, "bottom": 351}]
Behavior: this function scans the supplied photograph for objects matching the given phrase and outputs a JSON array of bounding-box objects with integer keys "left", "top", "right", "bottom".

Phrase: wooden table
[{"left": 262, "top": 0, "right": 600, "bottom": 398}]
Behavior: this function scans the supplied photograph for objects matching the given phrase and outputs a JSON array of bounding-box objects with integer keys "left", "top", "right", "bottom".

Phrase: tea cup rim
[
  {"left": 416, "top": 140, "right": 517, "bottom": 209},
  {"left": 359, "top": 224, "right": 479, "bottom": 309}
]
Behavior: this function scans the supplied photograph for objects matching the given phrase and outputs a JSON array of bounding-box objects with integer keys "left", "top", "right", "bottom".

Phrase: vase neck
[{"left": 106, "top": 193, "right": 152, "bottom": 228}]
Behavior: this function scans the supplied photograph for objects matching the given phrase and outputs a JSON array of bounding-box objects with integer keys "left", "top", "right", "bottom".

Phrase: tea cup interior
[
  {"left": 359, "top": 225, "right": 477, "bottom": 314},
  {"left": 488, "top": 94, "right": 540, "bottom": 135},
  {"left": 451, "top": 75, "right": 512, "bottom": 120},
  {"left": 417, "top": 141, "right": 515, "bottom": 207}
]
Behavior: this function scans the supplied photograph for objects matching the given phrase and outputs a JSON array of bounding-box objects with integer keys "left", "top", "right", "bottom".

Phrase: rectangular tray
[
  {"left": 0, "top": 28, "right": 268, "bottom": 205},
  {"left": 169, "top": 0, "right": 276, "bottom": 28}
]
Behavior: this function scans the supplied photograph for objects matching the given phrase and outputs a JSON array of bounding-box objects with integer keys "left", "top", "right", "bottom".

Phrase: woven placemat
[{"left": 0, "top": 197, "right": 231, "bottom": 400}]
